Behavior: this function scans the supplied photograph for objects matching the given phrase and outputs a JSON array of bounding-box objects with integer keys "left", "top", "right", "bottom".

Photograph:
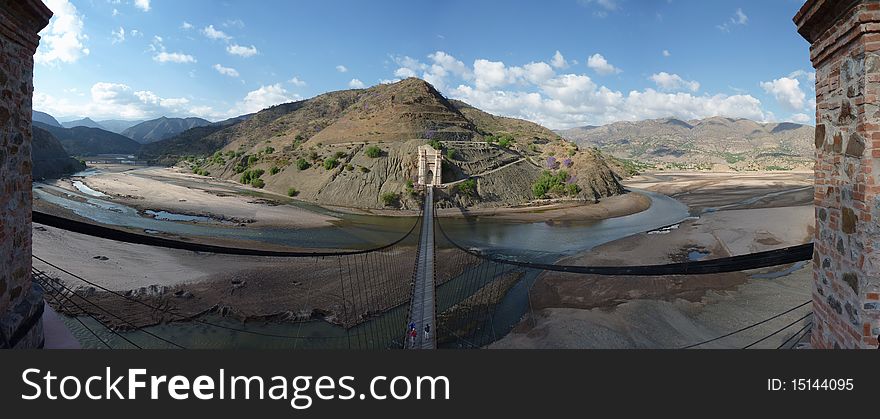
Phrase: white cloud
[
  {"left": 34, "top": 82, "right": 193, "bottom": 120},
  {"left": 223, "top": 19, "right": 245, "bottom": 29},
  {"left": 760, "top": 77, "right": 806, "bottom": 111},
  {"left": 474, "top": 59, "right": 511, "bottom": 90},
  {"left": 336, "top": 65, "right": 349, "bottom": 73},
  {"left": 213, "top": 64, "right": 239, "bottom": 77},
  {"left": 202, "top": 24, "right": 231, "bottom": 41},
  {"left": 391, "top": 51, "right": 472, "bottom": 91},
  {"left": 226, "top": 44, "right": 258, "bottom": 57},
  {"left": 111, "top": 27, "right": 125, "bottom": 44},
  {"left": 718, "top": 8, "right": 748, "bottom": 32},
  {"left": 662, "top": 49, "right": 671, "bottom": 57},
  {"left": 551, "top": 50, "right": 568, "bottom": 69},
  {"left": 227, "top": 44, "right": 258, "bottom": 57},
  {"left": 649, "top": 72, "right": 700, "bottom": 92},
  {"left": 154, "top": 51, "right": 196, "bottom": 64},
  {"left": 789, "top": 113, "right": 811, "bottom": 123},
  {"left": 233, "top": 84, "right": 299, "bottom": 114},
  {"left": 578, "top": 0, "right": 619, "bottom": 16},
  {"left": 788, "top": 69, "right": 816, "bottom": 83},
  {"left": 134, "top": 0, "right": 150, "bottom": 12},
  {"left": 181, "top": 21, "right": 193, "bottom": 30},
  {"left": 35, "top": 0, "right": 90, "bottom": 65},
  {"left": 348, "top": 78, "right": 366, "bottom": 88},
  {"left": 288, "top": 76, "right": 306, "bottom": 86},
  {"left": 422, "top": 54, "right": 770, "bottom": 129},
  {"left": 734, "top": 8, "right": 748, "bottom": 25},
  {"left": 586, "top": 53, "right": 621, "bottom": 76},
  {"left": 112, "top": 8, "right": 120, "bottom": 17}
]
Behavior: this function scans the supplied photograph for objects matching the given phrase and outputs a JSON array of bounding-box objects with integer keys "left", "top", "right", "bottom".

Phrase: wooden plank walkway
[{"left": 407, "top": 188, "right": 436, "bottom": 349}]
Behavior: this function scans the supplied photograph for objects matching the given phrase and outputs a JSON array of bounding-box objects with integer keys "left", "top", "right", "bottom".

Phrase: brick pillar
[
  {"left": 0, "top": 0, "right": 52, "bottom": 348},
  {"left": 795, "top": 0, "right": 880, "bottom": 349}
]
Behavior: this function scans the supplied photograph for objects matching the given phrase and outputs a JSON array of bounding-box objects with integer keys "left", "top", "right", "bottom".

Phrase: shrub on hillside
[{"left": 365, "top": 145, "right": 382, "bottom": 158}]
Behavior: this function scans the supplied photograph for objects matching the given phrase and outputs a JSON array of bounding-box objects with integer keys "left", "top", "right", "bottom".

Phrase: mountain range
[
  {"left": 557, "top": 116, "right": 815, "bottom": 171},
  {"left": 61, "top": 117, "right": 105, "bottom": 130},
  {"left": 122, "top": 116, "right": 212, "bottom": 144},
  {"left": 34, "top": 122, "right": 142, "bottom": 156}
]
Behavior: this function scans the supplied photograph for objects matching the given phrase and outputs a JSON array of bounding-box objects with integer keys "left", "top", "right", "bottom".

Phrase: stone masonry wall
[
  {"left": 797, "top": 0, "right": 880, "bottom": 349},
  {"left": 0, "top": 0, "right": 52, "bottom": 348}
]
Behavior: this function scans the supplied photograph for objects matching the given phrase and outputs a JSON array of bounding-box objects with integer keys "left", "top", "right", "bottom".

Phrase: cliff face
[
  {"left": 163, "top": 78, "right": 625, "bottom": 209},
  {"left": 31, "top": 127, "right": 85, "bottom": 179}
]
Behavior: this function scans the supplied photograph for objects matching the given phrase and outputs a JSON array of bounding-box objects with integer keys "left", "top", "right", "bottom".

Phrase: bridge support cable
[
  {"left": 742, "top": 312, "right": 813, "bottom": 349},
  {"left": 34, "top": 268, "right": 143, "bottom": 349},
  {"left": 34, "top": 269, "right": 113, "bottom": 349},
  {"left": 680, "top": 300, "right": 812, "bottom": 349}
]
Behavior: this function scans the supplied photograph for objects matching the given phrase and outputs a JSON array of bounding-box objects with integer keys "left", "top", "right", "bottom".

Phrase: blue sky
[{"left": 34, "top": 0, "right": 815, "bottom": 129}]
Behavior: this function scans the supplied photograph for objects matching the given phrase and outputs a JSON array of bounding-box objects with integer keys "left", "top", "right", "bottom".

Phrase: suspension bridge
[
  {"left": 24, "top": 187, "right": 817, "bottom": 350},
  {"left": 407, "top": 188, "right": 436, "bottom": 349}
]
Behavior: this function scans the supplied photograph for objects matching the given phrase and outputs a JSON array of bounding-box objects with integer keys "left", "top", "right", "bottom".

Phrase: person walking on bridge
[
  {"left": 424, "top": 323, "right": 431, "bottom": 340},
  {"left": 409, "top": 328, "right": 418, "bottom": 348}
]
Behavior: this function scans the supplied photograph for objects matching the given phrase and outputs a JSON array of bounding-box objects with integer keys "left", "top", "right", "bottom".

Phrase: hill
[
  {"left": 31, "top": 126, "right": 85, "bottom": 179},
  {"left": 34, "top": 122, "right": 142, "bottom": 156},
  {"left": 152, "top": 78, "right": 624, "bottom": 210},
  {"left": 97, "top": 119, "right": 145, "bottom": 134},
  {"left": 61, "top": 117, "right": 105, "bottom": 130},
  {"left": 122, "top": 116, "right": 212, "bottom": 144},
  {"left": 32, "top": 110, "right": 62, "bottom": 128},
  {"left": 557, "top": 116, "right": 815, "bottom": 171}
]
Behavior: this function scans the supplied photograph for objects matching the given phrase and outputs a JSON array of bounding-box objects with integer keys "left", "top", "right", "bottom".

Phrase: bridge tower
[
  {"left": 0, "top": 0, "right": 53, "bottom": 348},
  {"left": 796, "top": 0, "right": 880, "bottom": 348},
  {"left": 417, "top": 144, "right": 442, "bottom": 186}
]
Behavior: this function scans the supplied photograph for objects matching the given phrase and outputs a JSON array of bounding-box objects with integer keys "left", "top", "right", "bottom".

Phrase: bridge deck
[{"left": 407, "top": 188, "right": 436, "bottom": 349}]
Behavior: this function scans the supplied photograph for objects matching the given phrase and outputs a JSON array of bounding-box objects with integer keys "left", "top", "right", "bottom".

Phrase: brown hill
[
  {"left": 155, "top": 78, "right": 624, "bottom": 209},
  {"left": 558, "top": 116, "right": 814, "bottom": 171}
]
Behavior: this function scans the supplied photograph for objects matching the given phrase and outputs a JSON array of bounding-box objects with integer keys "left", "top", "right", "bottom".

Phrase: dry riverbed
[{"left": 492, "top": 171, "right": 816, "bottom": 349}]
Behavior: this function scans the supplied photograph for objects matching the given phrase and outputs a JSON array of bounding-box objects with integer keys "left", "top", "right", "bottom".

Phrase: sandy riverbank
[
  {"left": 492, "top": 171, "right": 815, "bottom": 349},
  {"left": 57, "top": 165, "right": 337, "bottom": 229}
]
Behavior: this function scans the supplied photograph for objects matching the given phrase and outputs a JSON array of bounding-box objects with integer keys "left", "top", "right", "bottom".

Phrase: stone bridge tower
[
  {"left": 417, "top": 144, "right": 442, "bottom": 186},
  {"left": 796, "top": 0, "right": 880, "bottom": 349},
  {"left": 0, "top": 0, "right": 52, "bottom": 348}
]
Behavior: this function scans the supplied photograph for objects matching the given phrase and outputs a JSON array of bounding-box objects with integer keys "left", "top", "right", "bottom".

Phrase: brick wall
[
  {"left": 796, "top": 0, "right": 880, "bottom": 349},
  {"left": 0, "top": 0, "right": 52, "bottom": 348}
]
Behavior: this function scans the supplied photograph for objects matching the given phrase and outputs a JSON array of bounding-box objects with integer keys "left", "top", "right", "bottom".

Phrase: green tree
[
  {"left": 251, "top": 178, "right": 265, "bottom": 188},
  {"left": 296, "top": 158, "right": 311, "bottom": 170},
  {"left": 287, "top": 187, "right": 299, "bottom": 197},
  {"left": 446, "top": 148, "right": 457, "bottom": 160},
  {"left": 269, "top": 166, "right": 281, "bottom": 175}
]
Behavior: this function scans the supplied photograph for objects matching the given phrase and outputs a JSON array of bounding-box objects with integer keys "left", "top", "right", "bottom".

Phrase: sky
[{"left": 33, "top": 0, "right": 816, "bottom": 129}]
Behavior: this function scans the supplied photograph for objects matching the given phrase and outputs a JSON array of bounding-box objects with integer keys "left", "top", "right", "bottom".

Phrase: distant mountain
[
  {"left": 32, "top": 110, "right": 62, "bottom": 128},
  {"left": 31, "top": 126, "right": 85, "bottom": 179},
  {"left": 145, "top": 77, "right": 624, "bottom": 210},
  {"left": 139, "top": 125, "right": 227, "bottom": 164},
  {"left": 122, "top": 117, "right": 212, "bottom": 144},
  {"left": 34, "top": 122, "right": 141, "bottom": 156},
  {"left": 97, "top": 119, "right": 145, "bottom": 134},
  {"left": 557, "top": 116, "right": 815, "bottom": 171},
  {"left": 61, "top": 117, "right": 105, "bottom": 130}
]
